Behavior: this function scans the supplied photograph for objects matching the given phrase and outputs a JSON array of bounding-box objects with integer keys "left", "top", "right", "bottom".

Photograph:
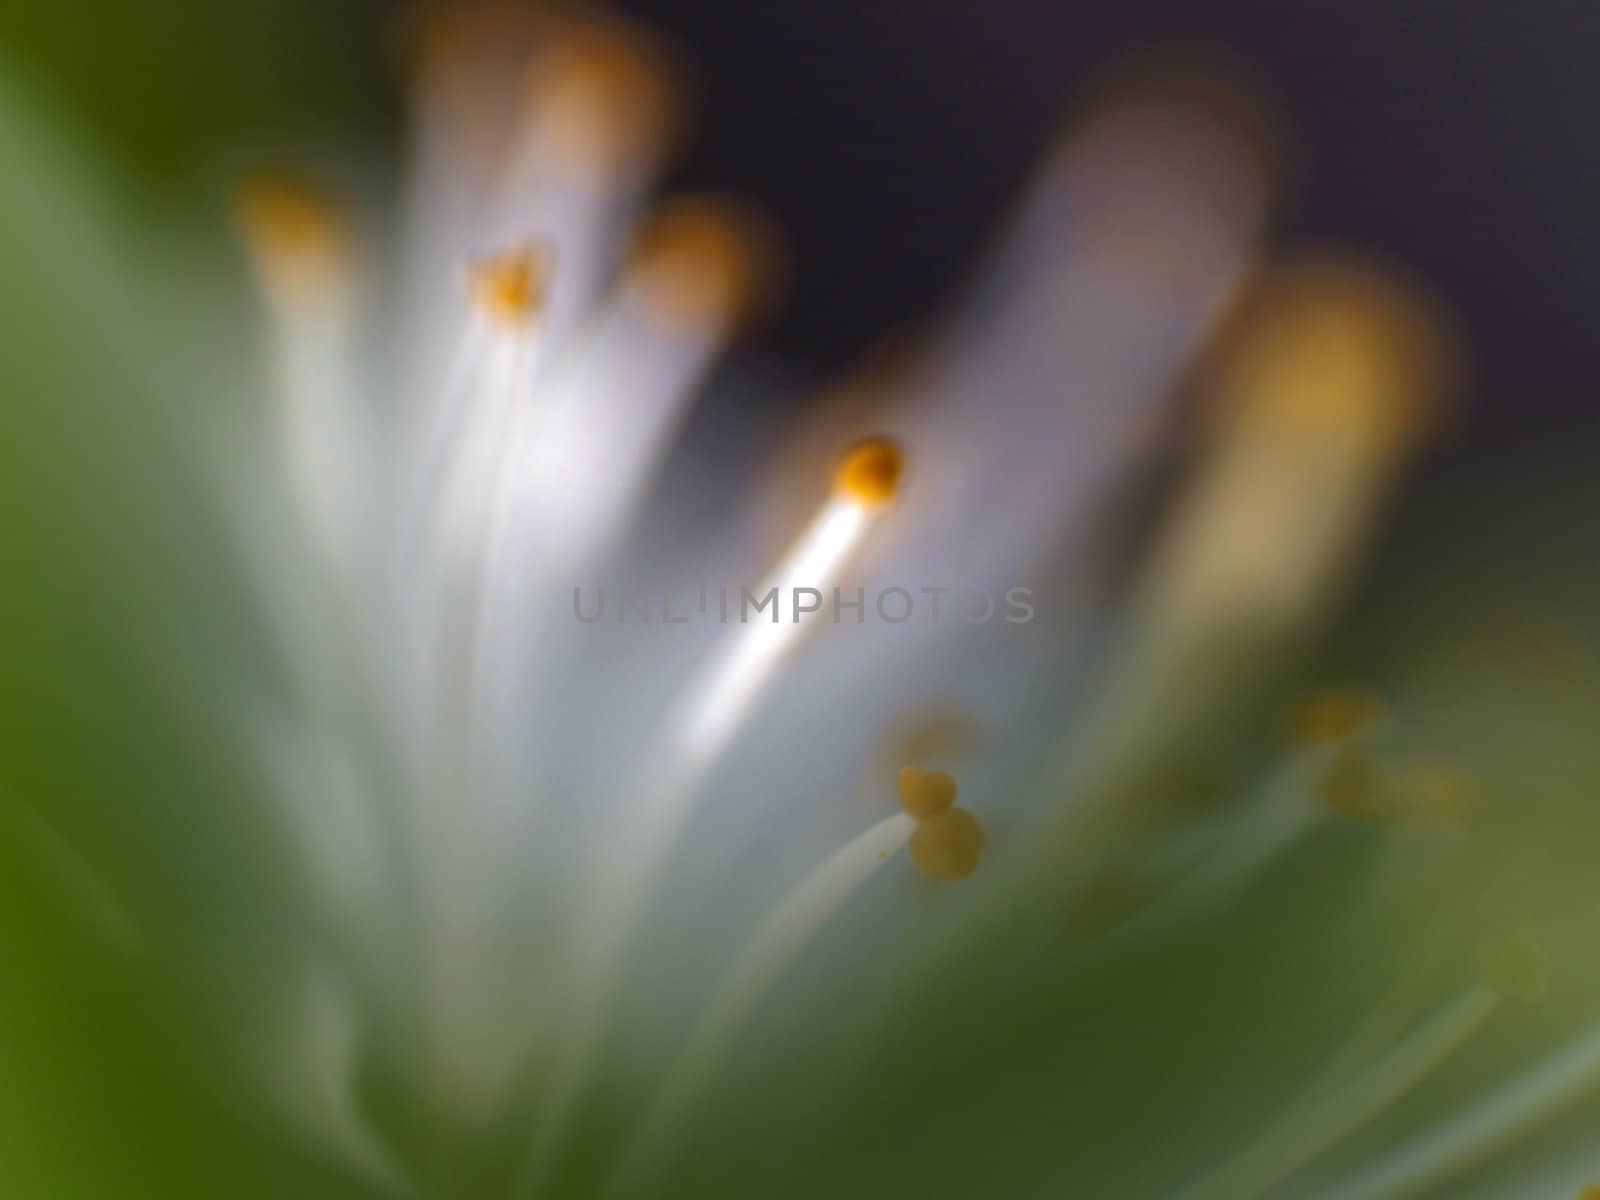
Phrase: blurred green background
[
  {"left": 0, "top": 0, "right": 391, "bottom": 189},
  {"left": 0, "top": 4, "right": 388, "bottom": 1194}
]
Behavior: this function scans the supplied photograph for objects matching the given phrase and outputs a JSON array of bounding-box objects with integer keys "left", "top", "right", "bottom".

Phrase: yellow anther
[
  {"left": 628, "top": 196, "right": 780, "bottom": 331},
  {"left": 529, "top": 14, "right": 680, "bottom": 175},
  {"left": 896, "top": 765, "right": 958, "bottom": 821},
  {"left": 468, "top": 244, "right": 549, "bottom": 331},
  {"left": 232, "top": 171, "right": 349, "bottom": 294},
  {"left": 1474, "top": 928, "right": 1550, "bottom": 1004},
  {"left": 395, "top": 0, "right": 549, "bottom": 84},
  {"left": 1204, "top": 252, "right": 1464, "bottom": 460},
  {"left": 909, "top": 807, "right": 985, "bottom": 881},
  {"left": 833, "top": 437, "right": 903, "bottom": 509},
  {"left": 1292, "top": 689, "right": 1385, "bottom": 745},
  {"left": 1575, "top": 1185, "right": 1600, "bottom": 1200}
]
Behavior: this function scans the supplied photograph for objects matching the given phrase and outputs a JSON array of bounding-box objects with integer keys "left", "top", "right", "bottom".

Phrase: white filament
[
  {"left": 514, "top": 494, "right": 882, "bottom": 1195},
  {"left": 1170, "top": 985, "right": 1501, "bottom": 1200},
  {"left": 261, "top": 290, "right": 365, "bottom": 572},
  {"left": 488, "top": 152, "right": 636, "bottom": 348},
  {"left": 609, "top": 812, "right": 916, "bottom": 1194},
  {"left": 1316, "top": 1022, "right": 1600, "bottom": 1200},
  {"left": 518, "top": 288, "right": 727, "bottom": 570},
  {"left": 680, "top": 499, "right": 871, "bottom": 764}
]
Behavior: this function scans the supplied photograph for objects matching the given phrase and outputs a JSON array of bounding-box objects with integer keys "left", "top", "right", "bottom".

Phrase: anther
[
  {"left": 527, "top": 13, "right": 680, "bottom": 177},
  {"left": 833, "top": 437, "right": 904, "bottom": 509},
  {"left": 232, "top": 171, "right": 350, "bottom": 300},
  {"left": 628, "top": 196, "right": 780, "bottom": 332},
  {"left": 909, "top": 807, "right": 986, "bottom": 881},
  {"left": 896, "top": 765, "right": 958, "bottom": 821},
  {"left": 468, "top": 243, "right": 549, "bottom": 332}
]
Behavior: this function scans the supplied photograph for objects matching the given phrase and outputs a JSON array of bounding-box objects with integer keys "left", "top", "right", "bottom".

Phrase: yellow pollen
[
  {"left": 909, "top": 807, "right": 985, "bottom": 881},
  {"left": 1292, "top": 689, "right": 1385, "bottom": 745},
  {"left": 232, "top": 172, "right": 348, "bottom": 289},
  {"left": 896, "top": 765, "right": 958, "bottom": 821},
  {"left": 629, "top": 197, "right": 780, "bottom": 331},
  {"left": 395, "top": 0, "right": 549, "bottom": 84},
  {"left": 1575, "top": 1185, "right": 1600, "bottom": 1200},
  {"left": 530, "top": 15, "right": 680, "bottom": 174},
  {"left": 1203, "top": 252, "right": 1465, "bottom": 459},
  {"left": 833, "top": 437, "right": 903, "bottom": 508},
  {"left": 468, "top": 244, "right": 548, "bottom": 331}
]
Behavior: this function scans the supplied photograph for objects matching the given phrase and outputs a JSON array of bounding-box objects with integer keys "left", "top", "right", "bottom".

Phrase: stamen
[
  {"left": 393, "top": 248, "right": 548, "bottom": 758},
  {"left": 233, "top": 170, "right": 363, "bottom": 559},
  {"left": 525, "top": 12, "right": 681, "bottom": 181},
  {"left": 478, "top": 11, "right": 681, "bottom": 345},
  {"left": 513, "top": 445, "right": 905, "bottom": 1194},
  {"left": 896, "top": 765, "right": 984, "bottom": 878},
  {"left": 803, "top": 59, "right": 1277, "bottom": 600},
  {"left": 1119, "top": 733, "right": 1458, "bottom": 945},
  {"left": 1143, "top": 252, "right": 1464, "bottom": 645},
  {"left": 1206, "top": 256, "right": 1460, "bottom": 461},
  {"left": 466, "top": 242, "right": 548, "bottom": 333},
  {"left": 833, "top": 436, "right": 904, "bottom": 510},
  {"left": 1314, "top": 1023, "right": 1600, "bottom": 1200},
  {"left": 395, "top": 0, "right": 551, "bottom": 95},
  {"left": 423, "top": 313, "right": 542, "bottom": 560},
  {"left": 233, "top": 171, "right": 351, "bottom": 310},
  {"left": 391, "top": 1, "right": 556, "bottom": 420},
  {"left": 909, "top": 807, "right": 986, "bottom": 880},
  {"left": 1035, "top": 256, "right": 1466, "bottom": 847},
  {"left": 608, "top": 810, "right": 919, "bottom": 1196},
  {"left": 1169, "top": 985, "right": 1500, "bottom": 1200},
  {"left": 1095, "top": 760, "right": 1314, "bottom": 939},
  {"left": 512, "top": 194, "right": 781, "bottom": 571},
  {"left": 679, "top": 502, "right": 869, "bottom": 759},
  {"left": 626, "top": 195, "right": 780, "bottom": 333},
  {"left": 680, "top": 443, "right": 901, "bottom": 762},
  {"left": 274, "top": 968, "right": 420, "bottom": 1199},
  {"left": 610, "top": 765, "right": 983, "bottom": 1192},
  {"left": 897, "top": 765, "right": 958, "bottom": 820}
]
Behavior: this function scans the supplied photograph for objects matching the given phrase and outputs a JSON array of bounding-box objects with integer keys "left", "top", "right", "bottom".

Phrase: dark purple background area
[
  {"left": 14, "top": 0, "right": 1592, "bottom": 445},
  {"left": 606, "top": 0, "right": 1598, "bottom": 450}
]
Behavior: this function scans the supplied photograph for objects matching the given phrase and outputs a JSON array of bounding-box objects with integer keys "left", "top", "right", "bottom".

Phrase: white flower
[{"left": 2, "top": 4, "right": 1598, "bottom": 1199}]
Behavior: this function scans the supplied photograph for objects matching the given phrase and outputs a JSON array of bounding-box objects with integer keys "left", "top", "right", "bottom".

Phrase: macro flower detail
[{"left": 2, "top": 2, "right": 1599, "bottom": 1199}]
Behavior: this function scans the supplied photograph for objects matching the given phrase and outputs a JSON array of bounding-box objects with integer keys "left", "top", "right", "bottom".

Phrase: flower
[{"left": 1, "top": 2, "right": 1598, "bottom": 1198}]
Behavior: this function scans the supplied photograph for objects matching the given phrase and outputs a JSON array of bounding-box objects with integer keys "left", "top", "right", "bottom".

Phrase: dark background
[
  {"left": 622, "top": 0, "right": 1600, "bottom": 458},
  {"left": 6, "top": 0, "right": 1598, "bottom": 446}
]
